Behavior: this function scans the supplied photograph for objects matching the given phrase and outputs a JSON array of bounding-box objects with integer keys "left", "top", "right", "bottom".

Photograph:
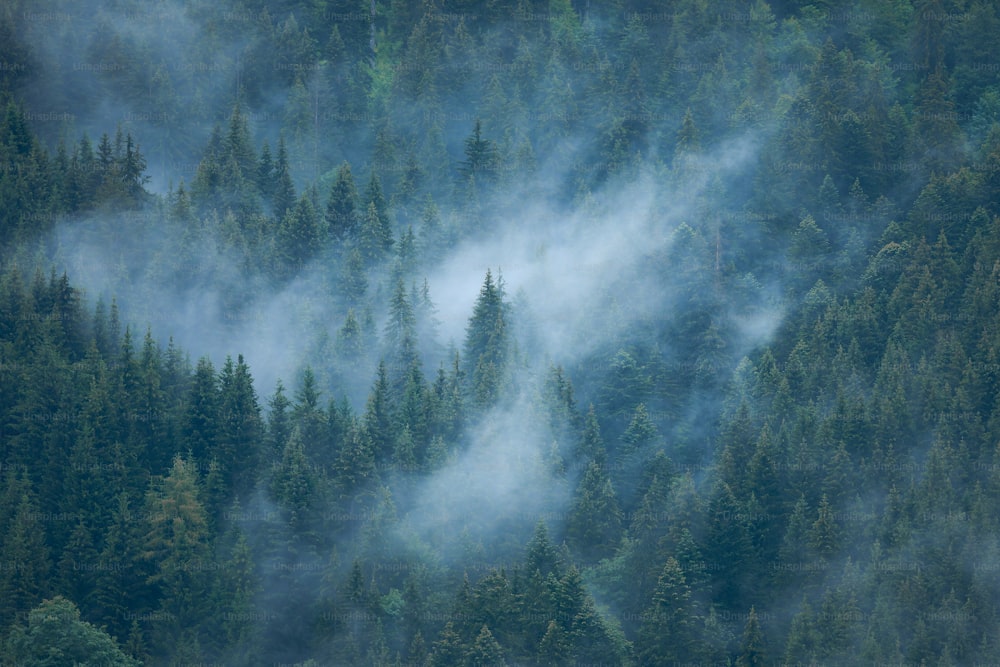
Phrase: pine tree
[
  {"left": 704, "top": 483, "right": 753, "bottom": 609},
  {"left": 66, "top": 360, "right": 120, "bottom": 532},
  {"left": 912, "top": 66, "right": 963, "bottom": 176},
  {"left": 465, "top": 624, "right": 506, "bottom": 666},
  {"left": 93, "top": 493, "right": 145, "bottom": 641},
  {"left": 363, "top": 361, "right": 395, "bottom": 464},
  {"left": 428, "top": 622, "right": 465, "bottom": 667},
  {"left": 273, "top": 135, "right": 297, "bottom": 219},
  {"left": 341, "top": 247, "right": 369, "bottom": 303},
  {"left": 577, "top": 404, "right": 607, "bottom": 468},
  {"left": 673, "top": 107, "right": 701, "bottom": 173},
  {"left": 277, "top": 193, "right": 324, "bottom": 274},
  {"left": 326, "top": 161, "right": 360, "bottom": 242},
  {"left": 134, "top": 328, "right": 170, "bottom": 475},
  {"left": 266, "top": 379, "right": 292, "bottom": 461},
  {"left": 621, "top": 402, "right": 658, "bottom": 454},
  {"left": 337, "top": 309, "right": 365, "bottom": 361},
  {"left": 183, "top": 357, "right": 219, "bottom": 463},
  {"left": 271, "top": 427, "right": 319, "bottom": 534},
  {"left": 537, "top": 619, "right": 570, "bottom": 665},
  {"left": 216, "top": 354, "right": 263, "bottom": 500},
  {"left": 624, "top": 472, "right": 674, "bottom": 608},
  {"left": 809, "top": 494, "right": 840, "bottom": 560},
  {"left": 736, "top": 606, "right": 767, "bottom": 667},
  {"left": 783, "top": 597, "right": 819, "bottom": 665},
  {"left": 0, "top": 492, "right": 51, "bottom": 627},
  {"left": 406, "top": 630, "right": 428, "bottom": 666},
  {"left": 464, "top": 269, "right": 509, "bottom": 408},
  {"left": 384, "top": 277, "right": 418, "bottom": 385},
  {"left": 362, "top": 172, "right": 394, "bottom": 256},
  {"left": 637, "top": 557, "right": 700, "bottom": 664},
  {"left": 214, "top": 528, "right": 259, "bottom": 658},
  {"left": 565, "top": 461, "right": 622, "bottom": 562},
  {"left": 257, "top": 140, "right": 276, "bottom": 204},
  {"left": 334, "top": 422, "right": 378, "bottom": 501},
  {"left": 778, "top": 494, "right": 812, "bottom": 582},
  {"left": 57, "top": 519, "right": 98, "bottom": 611},
  {"left": 459, "top": 119, "right": 498, "bottom": 183},
  {"left": 525, "top": 520, "right": 562, "bottom": 579},
  {"left": 418, "top": 194, "right": 443, "bottom": 262},
  {"left": 292, "top": 367, "right": 328, "bottom": 463}
]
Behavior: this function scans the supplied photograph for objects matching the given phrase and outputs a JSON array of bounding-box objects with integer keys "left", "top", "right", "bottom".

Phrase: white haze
[
  {"left": 398, "top": 393, "right": 570, "bottom": 556},
  {"left": 43, "top": 130, "right": 786, "bottom": 561},
  {"left": 429, "top": 134, "right": 773, "bottom": 363}
]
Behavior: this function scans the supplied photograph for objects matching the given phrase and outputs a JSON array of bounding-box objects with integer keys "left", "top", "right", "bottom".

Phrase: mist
[{"left": 6, "top": 0, "right": 984, "bottom": 663}]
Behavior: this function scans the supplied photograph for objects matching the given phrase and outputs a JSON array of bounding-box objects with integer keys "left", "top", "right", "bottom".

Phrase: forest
[{"left": 2, "top": 0, "right": 1000, "bottom": 664}]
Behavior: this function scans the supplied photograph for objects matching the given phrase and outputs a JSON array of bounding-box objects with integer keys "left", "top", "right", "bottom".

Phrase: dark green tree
[
  {"left": 565, "top": 461, "right": 622, "bottom": 562},
  {"left": 736, "top": 606, "right": 767, "bottom": 667},
  {"left": 464, "top": 269, "right": 510, "bottom": 408},
  {"left": 183, "top": 357, "right": 219, "bottom": 463},
  {"left": 0, "top": 492, "right": 51, "bottom": 627},
  {"left": 459, "top": 119, "right": 498, "bottom": 183},
  {"left": 428, "top": 622, "right": 465, "bottom": 667},
  {"left": 4, "top": 596, "right": 139, "bottom": 666},
  {"left": 271, "top": 427, "right": 319, "bottom": 534},
  {"left": 466, "top": 624, "right": 506, "bottom": 666},
  {"left": 326, "top": 161, "right": 361, "bottom": 241},
  {"left": 637, "top": 557, "right": 701, "bottom": 664},
  {"left": 277, "top": 193, "right": 324, "bottom": 275},
  {"left": 216, "top": 354, "right": 263, "bottom": 500}
]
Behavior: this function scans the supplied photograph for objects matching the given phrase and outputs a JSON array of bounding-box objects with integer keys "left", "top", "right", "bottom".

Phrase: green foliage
[
  {"left": 141, "top": 456, "right": 212, "bottom": 650},
  {"left": 565, "top": 462, "right": 622, "bottom": 563},
  {"left": 3, "top": 2, "right": 1000, "bottom": 662},
  {"left": 0, "top": 491, "right": 51, "bottom": 627},
  {"left": 736, "top": 606, "right": 767, "bottom": 667},
  {"left": 637, "top": 558, "right": 701, "bottom": 664},
  {"left": 464, "top": 269, "right": 510, "bottom": 408},
  {"left": 4, "top": 596, "right": 140, "bottom": 666},
  {"left": 327, "top": 161, "right": 361, "bottom": 241}
]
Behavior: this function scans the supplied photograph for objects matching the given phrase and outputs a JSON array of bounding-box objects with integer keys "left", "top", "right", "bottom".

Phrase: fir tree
[
  {"left": 326, "top": 161, "right": 361, "bottom": 241},
  {"left": 736, "top": 606, "right": 767, "bottom": 667},
  {"left": 637, "top": 557, "right": 700, "bottom": 664},
  {"left": 0, "top": 492, "right": 51, "bottom": 627}
]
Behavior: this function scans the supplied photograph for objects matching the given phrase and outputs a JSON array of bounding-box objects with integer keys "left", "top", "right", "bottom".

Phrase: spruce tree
[
  {"left": 183, "top": 357, "right": 219, "bottom": 463},
  {"left": 565, "top": 461, "right": 622, "bottom": 562},
  {"left": 736, "top": 606, "right": 767, "bottom": 667},
  {"left": 465, "top": 624, "right": 506, "bottom": 666},
  {"left": 326, "top": 161, "right": 360, "bottom": 241},
  {"left": 459, "top": 119, "right": 498, "bottom": 183},
  {"left": 216, "top": 354, "right": 263, "bottom": 499},
  {"left": 464, "top": 269, "right": 509, "bottom": 408},
  {"left": 637, "top": 557, "right": 700, "bottom": 664},
  {"left": 0, "top": 492, "right": 51, "bottom": 627}
]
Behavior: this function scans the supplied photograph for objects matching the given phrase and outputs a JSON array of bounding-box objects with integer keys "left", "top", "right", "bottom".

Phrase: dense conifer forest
[{"left": 3, "top": 0, "right": 1000, "bottom": 664}]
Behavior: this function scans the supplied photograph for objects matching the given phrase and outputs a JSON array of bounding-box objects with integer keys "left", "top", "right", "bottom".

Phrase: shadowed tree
[
  {"left": 565, "top": 461, "right": 622, "bottom": 563},
  {"left": 326, "top": 161, "right": 361, "bottom": 242},
  {"left": 0, "top": 492, "right": 51, "bottom": 627},
  {"left": 737, "top": 606, "right": 767, "bottom": 667},
  {"left": 5, "top": 596, "right": 140, "bottom": 666},
  {"left": 637, "top": 557, "right": 701, "bottom": 664}
]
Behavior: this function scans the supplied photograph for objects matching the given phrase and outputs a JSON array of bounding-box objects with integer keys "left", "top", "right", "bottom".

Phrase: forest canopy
[{"left": 2, "top": 0, "right": 1000, "bottom": 664}]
